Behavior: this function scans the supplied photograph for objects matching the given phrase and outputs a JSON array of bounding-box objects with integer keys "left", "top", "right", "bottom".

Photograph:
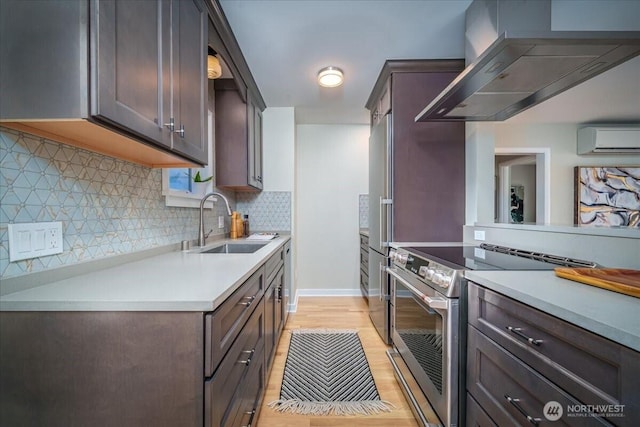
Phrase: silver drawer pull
[
  {"left": 507, "top": 326, "right": 542, "bottom": 346},
  {"left": 238, "top": 295, "right": 256, "bottom": 307},
  {"left": 505, "top": 394, "right": 541, "bottom": 425},
  {"left": 237, "top": 349, "right": 254, "bottom": 366},
  {"left": 241, "top": 409, "right": 256, "bottom": 427}
]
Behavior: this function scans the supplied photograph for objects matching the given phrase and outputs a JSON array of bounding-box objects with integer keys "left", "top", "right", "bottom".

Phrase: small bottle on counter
[
  {"left": 230, "top": 212, "right": 238, "bottom": 239},
  {"left": 235, "top": 212, "right": 244, "bottom": 238},
  {"left": 243, "top": 214, "right": 250, "bottom": 236}
]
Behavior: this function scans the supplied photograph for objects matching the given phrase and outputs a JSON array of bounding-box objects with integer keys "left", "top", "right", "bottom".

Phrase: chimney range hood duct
[{"left": 415, "top": 0, "right": 640, "bottom": 122}]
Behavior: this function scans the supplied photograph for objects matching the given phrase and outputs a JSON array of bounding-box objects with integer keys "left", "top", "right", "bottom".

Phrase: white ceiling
[{"left": 219, "top": 0, "right": 640, "bottom": 125}]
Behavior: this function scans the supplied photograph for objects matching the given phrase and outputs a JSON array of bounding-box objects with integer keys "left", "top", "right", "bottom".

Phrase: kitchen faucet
[{"left": 199, "top": 192, "right": 233, "bottom": 247}]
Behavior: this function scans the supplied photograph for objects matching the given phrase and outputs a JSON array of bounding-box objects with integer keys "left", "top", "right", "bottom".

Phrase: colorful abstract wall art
[{"left": 575, "top": 167, "right": 640, "bottom": 227}]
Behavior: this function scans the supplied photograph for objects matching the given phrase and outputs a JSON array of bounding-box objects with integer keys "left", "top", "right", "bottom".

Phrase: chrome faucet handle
[
  {"left": 198, "top": 192, "right": 233, "bottom": 247},
  {"left": 204, "top": 229, "right": 213, "bottom": 239}
]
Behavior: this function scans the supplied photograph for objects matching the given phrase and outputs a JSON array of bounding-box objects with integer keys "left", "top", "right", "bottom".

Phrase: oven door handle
[{"left": 386, "top": 267, "right": 448, "bottom": 310}]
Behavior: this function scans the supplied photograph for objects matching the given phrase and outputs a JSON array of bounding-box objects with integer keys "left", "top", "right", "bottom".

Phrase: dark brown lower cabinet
[
  {"left": 466, "top": 282, "right": 640, "bottom": 427},
  {"left": 466, "top": 393, "right": 496, "bottom": 427},
  {"left": 0, "top": 244, "right": 290, "bottom": 427},
  {"left": 205, "top": 299, "right": 265, "bottom": 427},
  {"left": 0, "top": 311, "right": 204, "bottom": 426},
  {"left": 265, "top": 266, "right": 284, "bottom": 372},
  {"left": 359, "top": 232, "right": 368, "bottom": 302}
]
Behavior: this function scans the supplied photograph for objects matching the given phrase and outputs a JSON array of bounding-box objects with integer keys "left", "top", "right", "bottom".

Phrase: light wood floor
[{"left": 256, "top": 296, "right": 418, "bottom": 427}]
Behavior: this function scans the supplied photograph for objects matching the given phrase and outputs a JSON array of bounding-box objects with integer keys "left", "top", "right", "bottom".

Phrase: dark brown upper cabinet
[
  {"left": 94, "top": 0, "right": 208, "bottom": 165},
  {"left": 0, "top": 0, "right": 208, "bottom": 167},
  {"left": 214, "top": 79, "right": 264, "bottom": 191},
  {"left": 366, "top": 59, "right": 466, "bottom": 243},
  {"left": 1, "top": 0, "right": 265, "bottom": 171}
]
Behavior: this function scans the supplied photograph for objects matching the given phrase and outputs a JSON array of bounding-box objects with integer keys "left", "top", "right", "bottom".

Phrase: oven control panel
[{"left": 393, "top": 249, "right": 454, "bottom": 289}]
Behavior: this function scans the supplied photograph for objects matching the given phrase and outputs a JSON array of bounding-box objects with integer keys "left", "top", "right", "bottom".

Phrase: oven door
[{"left": 388, "top": 267, "right": 459, "bottom": 427}]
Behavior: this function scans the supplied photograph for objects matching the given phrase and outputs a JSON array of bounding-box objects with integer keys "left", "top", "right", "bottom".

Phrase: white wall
[
  {"left": 295, "top": 124, "right": 369, "bottom": 293},
  {"left": 492, "top": 123, "right": 639, "bottom": 225},
  {"left": 552, "top": 0, "right": 640, "bottom": 31},
  {"left": 465, "top": 121, "right": 640, "bottom": 268},
  {"left": 262, "top": 107, "right": 297, "bottom": 310},
  {"left": 263, "top": 108, "right": 295, "bottom": 192}
]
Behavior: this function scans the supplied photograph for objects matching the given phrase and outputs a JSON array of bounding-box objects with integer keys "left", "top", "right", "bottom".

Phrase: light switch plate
[
  {"left": 8, "top": 222, "right": 64, "bottom": 262},
  {"left": 474, "top": 230, "right": 486, "bottom": 241},
  {"left": 218, "top": 216, "right": 225, "bottom": 229}
]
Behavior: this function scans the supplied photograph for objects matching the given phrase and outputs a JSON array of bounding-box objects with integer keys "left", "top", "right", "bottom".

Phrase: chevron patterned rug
[{"left": 268, "top": 328, "right": 393, "bottom": 416}]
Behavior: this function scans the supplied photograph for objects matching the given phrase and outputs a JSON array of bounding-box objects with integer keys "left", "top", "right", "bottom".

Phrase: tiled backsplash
[
  {"left": 0, "top": 128, "right": 233, "bottom": 279},
  {"left": 359, "top": 194, "right": 369, "bottom": 229},
  {"left": 236, "top": 191, "right": 292, "bottom": 232}
]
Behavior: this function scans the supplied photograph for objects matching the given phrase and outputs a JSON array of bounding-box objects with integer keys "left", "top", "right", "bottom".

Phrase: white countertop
[
  {"left": 465, "top": 270, "right": 640, "bottom": 352},
  {"left": 0, "top": 237, "right": 290, "bottom": 312}
]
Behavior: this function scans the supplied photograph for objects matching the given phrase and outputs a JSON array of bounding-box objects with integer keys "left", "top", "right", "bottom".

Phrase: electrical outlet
[
  {"left": 218, "top": 216, "right": 225, "bottom": 229},
  {"left": 8, "top": 222, "right": 64, "bottom": 262},
  {"left": 474, "top": 230, "right": 486, "bottom": 241}
]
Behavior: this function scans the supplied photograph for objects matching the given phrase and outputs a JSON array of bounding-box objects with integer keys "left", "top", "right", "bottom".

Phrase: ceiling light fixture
[
  {"left": 207, "top": 47, "right": 222, "bottom": 80},
  {"left": 317, "top": 66, "right": 344, "bottom": 87}
]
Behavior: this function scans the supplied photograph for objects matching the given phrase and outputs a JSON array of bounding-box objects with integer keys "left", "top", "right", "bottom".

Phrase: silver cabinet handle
[
  {"left": 238, "top": 295, "right": 256, "bottom": 307},
  {"left": 237, "top": 349, "right": 254, "bottom": 366},
  {"left": 174, "top": 124, "right": 185, "bottom": 138},
  {"left": 241, "top": 409, "right": 256, "bottom": 427},
  {"left": 378, "top": 197, "right": 392, "bottom": 248},
  {"left": 386, "top": 267, "right": 448, "bottom": 310},
  {"left": 379, "top": 262, "right": 385, "bottom": 302},
  {"left": 164, "top": 117, "right": 175, "bottom": 131},
  {"left": 505, "top": 394, "right": 541, "bottom": 425},
  {"left": 507, "top": 326, "right": 542, "bottom": 346}
]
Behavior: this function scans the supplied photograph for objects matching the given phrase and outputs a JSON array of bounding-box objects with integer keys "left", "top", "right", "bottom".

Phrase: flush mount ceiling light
[
  {"left": 317, "top": 66, "right": 344, "bottom": 87},
  {"left": 207, "top": 47, "right": 222, "bottom": 80}
]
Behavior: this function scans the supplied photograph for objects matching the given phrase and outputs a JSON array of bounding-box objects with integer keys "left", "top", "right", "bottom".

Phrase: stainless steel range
[{"left": 386, "top": 243, "right": 596, "bottom": 427}]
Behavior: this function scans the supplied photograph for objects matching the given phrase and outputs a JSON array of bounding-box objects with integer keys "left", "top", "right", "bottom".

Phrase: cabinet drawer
[
  {"left": 360, "top": 233, "right": 369, "bottom": 249},
  {"left": 360, "top": 247, "right": 369, "bottom": 271},
  {"left": 360, "top": 271, "right": 368, "bottom": 300},
  {"left": 468, "top": 282, "right": 640, "bottom": 425},
  {"left": 232, "top": 343, "right": 265, "bottom": 427},
  {"left": 466, "top": 393, "right": 497, "bottom": 427},
  {"left": 265, "top": 247, "right": 284, "bottom": 285},
  {"left": 467, "top": 326, "right": 608, "bottom": 427},
  {"left": 204, "top": 300, "right": 265, "bottom": 427},
  {"left": 205, "top": 267, "right": 265, "bottom": 377}
]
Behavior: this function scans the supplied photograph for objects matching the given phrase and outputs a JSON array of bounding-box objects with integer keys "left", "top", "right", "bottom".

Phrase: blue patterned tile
[{"left": 0, "top": 127, "right": 236, "bottom": 279}]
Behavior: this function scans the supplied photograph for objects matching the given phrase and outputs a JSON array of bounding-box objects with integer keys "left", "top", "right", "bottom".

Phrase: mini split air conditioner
[{"left": 577, "top": 125, "right": 640, "bottom": 154}]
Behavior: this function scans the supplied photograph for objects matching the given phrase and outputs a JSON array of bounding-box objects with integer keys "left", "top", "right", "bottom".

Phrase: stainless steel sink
[{"left": 199, "top": 243, "right": 267, "bottom": 254}]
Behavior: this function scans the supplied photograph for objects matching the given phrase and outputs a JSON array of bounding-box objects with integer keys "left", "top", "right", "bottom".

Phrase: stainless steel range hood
[{"left": 415, "top": 0, "right": 640, "bottom": 122}]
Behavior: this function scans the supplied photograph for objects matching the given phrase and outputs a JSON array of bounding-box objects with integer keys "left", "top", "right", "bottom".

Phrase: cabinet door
[
  {"left": 93, "top": 0, "right": 171, "bottom": 149},
  {"left": 264, "top": 282, "right": 276, "bottom": 370},
  {"left": 265, "top": 266, "right": 284, "bottom": 371},
  {"left": 274, "top": 267, "right": 284, "bottom": 343},
  {"left": 247, "top": 94, "right": 263, "bottom": 189},
  {"left": 205, "top": 267, "right": 265, "bottom": 377},
  {"left": 467, "top": 326, "right": 608, "bottom": 427},
  {"left": 171, "top": 0, "right": 208, "bottom": 164}
]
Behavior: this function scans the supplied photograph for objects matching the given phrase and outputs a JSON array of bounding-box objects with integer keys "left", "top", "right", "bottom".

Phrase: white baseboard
[
  {"left": 286, "top": 289, "right": 364, "bottom": 314},
  {"left": 296, "top": 288, "right": 363, "bottom": 297}
]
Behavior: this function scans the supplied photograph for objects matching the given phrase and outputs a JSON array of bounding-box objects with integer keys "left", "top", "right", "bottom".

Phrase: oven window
[{"left": 395, "top": 283, "right": 444, "bottom": 394}]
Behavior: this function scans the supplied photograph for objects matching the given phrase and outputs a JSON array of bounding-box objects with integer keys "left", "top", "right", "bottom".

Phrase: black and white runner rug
[{"left": 268, "top": 328, "right": 393, "bottom": 416}]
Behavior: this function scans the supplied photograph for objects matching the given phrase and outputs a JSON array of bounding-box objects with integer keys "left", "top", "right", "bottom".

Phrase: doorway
[{"left": 494, "top": 148, "right": 550, "bottom": 225}]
